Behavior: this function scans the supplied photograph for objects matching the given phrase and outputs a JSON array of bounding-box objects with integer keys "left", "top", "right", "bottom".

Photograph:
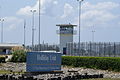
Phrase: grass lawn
[
  {"left": 0, "top": 70, "right": 24, "bottom": 74},
  {"left": 0, "top": 70, "right": 11, "bottom": 74}
]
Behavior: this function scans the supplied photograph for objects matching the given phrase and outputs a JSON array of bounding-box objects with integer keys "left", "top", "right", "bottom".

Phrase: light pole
[
  {"left": 0, "top": 6, "right": 1, "bottom": 18},
  {"left": 0, "top": 18, "right": 4, "bottom": 43},
  {"left": 38, "top": 0, "right": 41, "bottom": 51},
  {"left": 30, "top": 10, "right": 36, "bottom": 51},
  {"left": 91, "top": 25, "right": 95, "bottom": 43},
  {"left": 77, "top": 0, "right": 84, "bottom": 56},
  {"left": 92, "top": 30, "right": 95, "bottom": 43},
  {"left": 24, "top": 19, "right": 26, "bottom": 47}
]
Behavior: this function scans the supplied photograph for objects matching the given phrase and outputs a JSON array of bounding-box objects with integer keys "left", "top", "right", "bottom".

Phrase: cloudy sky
[{"left": 0, "top": 0, "right": 120, "bottom": 45}]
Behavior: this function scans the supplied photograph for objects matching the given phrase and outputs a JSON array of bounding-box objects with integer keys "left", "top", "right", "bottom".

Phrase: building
[
  {"left": 56, "top": 24, "right": 77, "bottom": 54},
  {"left": 0, "top": 43, "right": 23, "bottom": 55}
]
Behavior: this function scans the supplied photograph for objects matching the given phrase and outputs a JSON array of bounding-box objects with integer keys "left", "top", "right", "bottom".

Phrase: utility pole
[
  {"left": 77, "top": 0, "right": 84, "bottom": 56},
  {"left": 0, "top": 6, "right": 1, "bottom": 19},
  {"left": 92, "top": 30, "right": 95, "bottom": 43},
  {"left": 38, "top": 0, "right": 41, "bottom": 51},
  {"left": 91, "top": 26, "right": 95, "bottom": 42},
  {"left": 24, "top": 19, "right": 26, "bottom": 47},
  {"left": 30, "top": 10, "right": 36, "bottom": 51},
  {"left": 0, "top": 18, "right": 4, "bottom": 43}
]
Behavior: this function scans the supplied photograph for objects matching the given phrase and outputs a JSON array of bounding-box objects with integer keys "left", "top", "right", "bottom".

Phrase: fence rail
[
  {"left": 26, "top": 44, "right": 59, "bottom": 52},
  {"left": 66, "top": 42, "right": 120, "bottom": 57},
  {"left": 26, "top": 42, "right": 120, "bottom": 57}
]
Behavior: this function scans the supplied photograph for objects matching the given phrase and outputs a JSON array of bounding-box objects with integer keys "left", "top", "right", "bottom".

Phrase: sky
[{"left": 0, "top": 0, "right": 120, "bottom": 45}]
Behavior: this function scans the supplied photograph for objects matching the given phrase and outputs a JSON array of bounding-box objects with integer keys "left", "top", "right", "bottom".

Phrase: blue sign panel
[{"left": 26, "top": 52, "right": 61, "bottom": 72}]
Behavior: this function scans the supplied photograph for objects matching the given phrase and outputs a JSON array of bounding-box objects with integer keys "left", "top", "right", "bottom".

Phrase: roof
[
  {"left": 56, "top": 24, "right": 77, "bottom": 27},
  {"left": 0, "top": 43, "right": 23, "bottom": 48},
  {"left": 31, "top": 51, "right": 61, "bottom": 53}
]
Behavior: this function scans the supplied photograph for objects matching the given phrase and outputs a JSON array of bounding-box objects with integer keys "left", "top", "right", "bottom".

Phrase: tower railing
[{"left": 56, "top": 30, "right": 77, "bottom": 35}]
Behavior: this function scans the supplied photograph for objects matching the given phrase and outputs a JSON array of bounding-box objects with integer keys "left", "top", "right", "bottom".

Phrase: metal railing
[{"left": 56, "top": 30, "right": 77, "bottom": 35}]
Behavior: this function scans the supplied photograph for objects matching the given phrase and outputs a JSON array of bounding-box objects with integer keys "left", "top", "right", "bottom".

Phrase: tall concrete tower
[{"left": 56, "top": 24, "right": 77, "bottom": 54}]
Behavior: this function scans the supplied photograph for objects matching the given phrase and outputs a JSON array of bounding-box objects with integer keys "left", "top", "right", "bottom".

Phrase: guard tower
[{"left": 56, "top": 24, "right": 77, "bottom": 54}]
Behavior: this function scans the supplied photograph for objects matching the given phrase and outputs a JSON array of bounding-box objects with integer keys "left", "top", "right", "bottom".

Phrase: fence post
[
  {"left": 90, "top": 42, "right": 92, "bottom": 56},
  {"left": 108, "top": 42, "right": 111, "bottom": 57},
  {"left": 104, "top": 43, "right": 106, "bottom": 57},
  {"left": 98, "top": 42, "right": 99, "bottom": 57},
  {"left": 113, "top": 42, "right": 116, "bottom": 57}
]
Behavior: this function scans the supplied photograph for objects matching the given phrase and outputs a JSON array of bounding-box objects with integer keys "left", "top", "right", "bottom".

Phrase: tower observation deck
[{"left": 56, "top": 24, "right": 77, "bottom": 54}]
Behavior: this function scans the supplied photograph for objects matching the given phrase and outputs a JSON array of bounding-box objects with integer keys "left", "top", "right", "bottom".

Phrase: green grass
[
  {"left": 0, "top": 70, "right": 25, "bottom": 74},
  {"left": 0, "top": 70, "right": 11, "bottom": 74}
]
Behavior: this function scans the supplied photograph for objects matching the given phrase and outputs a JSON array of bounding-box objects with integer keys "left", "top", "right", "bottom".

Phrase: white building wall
[{"left": 60, "top": 34, "right": 73, "bottom": 53}]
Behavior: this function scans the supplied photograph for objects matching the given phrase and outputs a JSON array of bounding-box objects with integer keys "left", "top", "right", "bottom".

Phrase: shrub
[
  {"left": 0, "top": 57, "right": 5, "bottom": 63},
  {"left": 62, "top": 56, "right": 120, "bottom": 72},
  {"left": 10, "top": 50, "right": 26, "bottom": 62}
]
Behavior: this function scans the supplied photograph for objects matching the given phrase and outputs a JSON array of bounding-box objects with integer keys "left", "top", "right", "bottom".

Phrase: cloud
[
  {"left": 82, "top": 10, "right": 116, "bottom": 22},
  {"left": 4, "top": 16, "right": 23, "bottom": 31},
  {"left": 8, "top": 24, "right": 16, "bottom": 30},
  {"left": 53, "top": 1, "right": 58, "bottom": 5},
  {"left": 61, "top": 3, "right": 74, "bottom": 18},
  {"left": 17, "top": 6, "right": 33, "bottom": 16},
  {"left": 16, "top": 0, "right": 57, "bottom": 16},
  {"left": 82, "top": 2, "right": 119, "bottom": 11},
  {"left": 74, "top": 1, "right": 119, "bottom": 28},
  {"left": 5, "top": 16, "right": 22, "bottom": 23},
  {"left": 16, "top": 1, "right": 119, "bottom": 29}
]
